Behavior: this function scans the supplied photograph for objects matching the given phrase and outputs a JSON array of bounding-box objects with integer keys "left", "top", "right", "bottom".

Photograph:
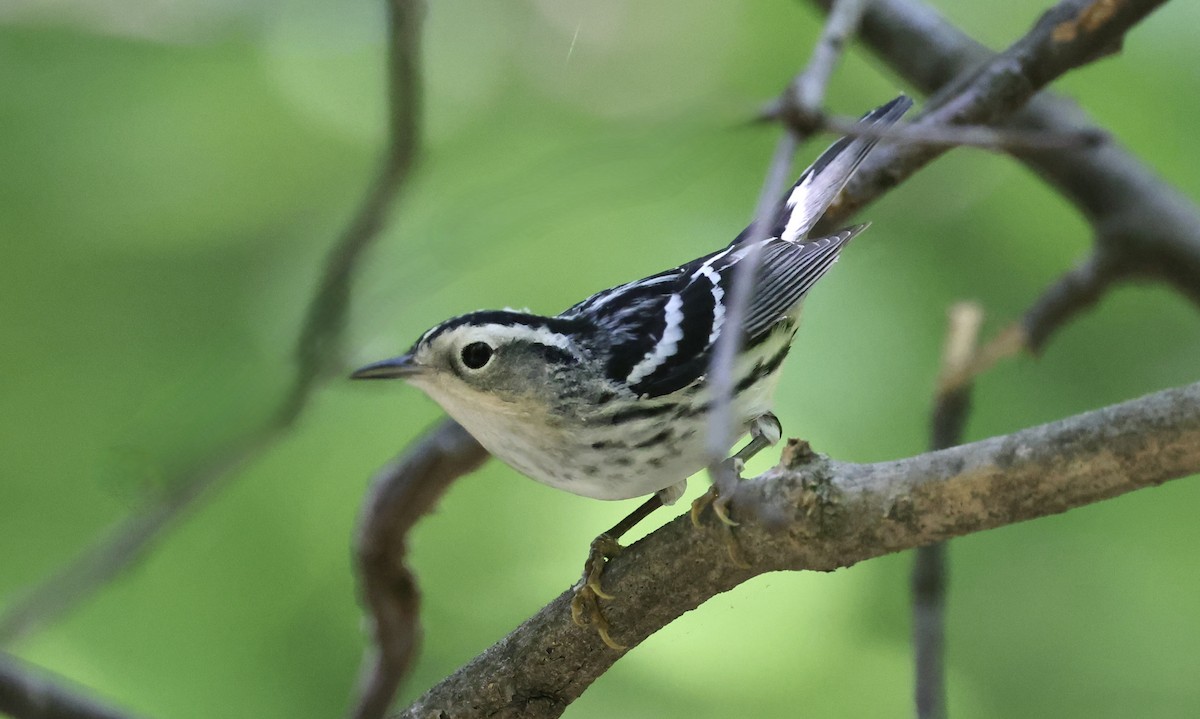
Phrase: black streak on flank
[
  {"left": 591, "top": 439, "right": 627, "bottom": 450},
  {"left": 735, "top": 343, "right": 792, "bottom": 394},
  {"left": 607, "top": 403, "right": 678, "bottom": 425},
  {"left": 633, "top": 429, "right": 673, "bottom": 449}
]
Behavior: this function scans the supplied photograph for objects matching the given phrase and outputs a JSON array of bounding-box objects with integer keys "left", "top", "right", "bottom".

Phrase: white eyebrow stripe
[
  {"left": 626, "top": 293, "right": 684, "bottom": 385},
  {"left": 440, "top": 323, "right": 572, "bottom": 350}
]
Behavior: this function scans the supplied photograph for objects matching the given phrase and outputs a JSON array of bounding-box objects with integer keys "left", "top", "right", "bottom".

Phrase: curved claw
[
  {"left": 691, "top": 487, "right": 749, "bottom": 568},
  {"left": 710, "top": 494, "right": 740, "bottom": 527},
  {"left": 570, "top": 589, "right": 589, "bottom": 627},
  {"left": 570, "top": 585, "right": 626, "bottom": 650},
  {"left": 587, "top": 571, "right": 616, "bottom": 600},
  {"left": 691, "top": 487, "right": 740, "bottom": 527},
  {"left": 582, "top": 534, "right": 622, "bottom": 600},
  {"left": 570, "top": 533, "right": 627, "bottom": 648}
]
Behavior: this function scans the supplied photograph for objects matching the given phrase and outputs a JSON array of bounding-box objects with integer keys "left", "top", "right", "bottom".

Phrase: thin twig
[
  {"left": 914, "top": 302, "right": 984, "bottom": 719},
  {"left": 705, "top": 131, "right": 798, "bottom": 463},
  {"left": 0, "top": 0, "right": 426, "bottom": 645},
  {"left": 1022, "top": 250, "right": 1119, "bottom": 352},
  {"left": 399, "top": 380, "right": 1200, "bottom": 719},
  {"left": 0, "top": 653, "right": 144, "bottom": 719},
  {"left": 787, "top": 0, "right": 864, "bottom": 121},
  {"left": 819, "top": 114, "right": 1104, "bottom": 151},
  {"left": 706, "top": 0, "right": 867, "bottom": 481}
]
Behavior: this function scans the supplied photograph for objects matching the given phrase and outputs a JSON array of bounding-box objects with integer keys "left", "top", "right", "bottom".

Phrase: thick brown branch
[{"left": 398, "top": 381, "right": 1200, "bottom": 719}]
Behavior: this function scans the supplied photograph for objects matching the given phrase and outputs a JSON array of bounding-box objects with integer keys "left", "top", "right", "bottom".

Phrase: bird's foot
[
  {"left": 688, "top": 412, "right": 782, "bottom": 567},
  {"left": 690, "top": 464, "right": 751, "bottom": 568},
  {"left": 570, "top": 533, "right": 626, "bottom": 650}
]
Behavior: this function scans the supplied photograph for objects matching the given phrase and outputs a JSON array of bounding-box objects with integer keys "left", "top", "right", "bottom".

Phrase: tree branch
[
  {"left": 0, "top": 653, "right": 142, "bottom": 719},
  {"left": 808, "top": 0, "right": 1200, "bottom": 331},
  {"left": 398, "top": 380, "right": 1200, "bottom": 719},
  {"left": 914, "top": 302, "right": 984, "bottom": 719},
  {"left": 351, "top": 421, "right": 487, "bottom": 719},
  {"left": 707, "top": 0, "right": 864, "bottom": 473}
]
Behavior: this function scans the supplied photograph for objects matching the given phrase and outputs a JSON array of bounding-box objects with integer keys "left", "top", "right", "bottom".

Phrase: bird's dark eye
[{"left": 460, "top": 341, "right": 494, "bottom": 370}]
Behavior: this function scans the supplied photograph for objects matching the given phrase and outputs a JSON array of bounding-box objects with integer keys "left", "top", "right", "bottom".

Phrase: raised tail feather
[{"left": 733, "top": 94, "right": 913, "bottom": 246}]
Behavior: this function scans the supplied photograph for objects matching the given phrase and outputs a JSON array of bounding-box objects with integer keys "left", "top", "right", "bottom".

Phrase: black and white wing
[
  {"left": 741, "top": 224, "right": 865, "bottom": 340},
  {"left": 564, "top": 95, "right": 911, "bottom": 399},
  {"left": 565, "top": 226, "right": 862, "bottom": 399}
]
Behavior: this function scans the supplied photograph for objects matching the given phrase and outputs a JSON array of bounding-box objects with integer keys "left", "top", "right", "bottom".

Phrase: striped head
[
  {"left": 352, "top": 309, "right": 635, "bottom": 489},
  {"left": 352, "top": 310, "right": 597, "bottom": 413}
]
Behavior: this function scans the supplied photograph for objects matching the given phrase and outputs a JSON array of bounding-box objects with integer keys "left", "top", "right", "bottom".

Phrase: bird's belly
[
  {"left": 456, "top": 393, "right": 782, "bottom": 501},
  {"left": 461, "top": 411, "right": 711, "bottom": 501},
  {"left": 444, "top": 345, "right": 789, "bottom": 501}
]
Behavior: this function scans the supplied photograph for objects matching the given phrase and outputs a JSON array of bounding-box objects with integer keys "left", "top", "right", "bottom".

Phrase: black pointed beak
[{"left": 350, "top": 354, "right": 423, "bottom": 380}]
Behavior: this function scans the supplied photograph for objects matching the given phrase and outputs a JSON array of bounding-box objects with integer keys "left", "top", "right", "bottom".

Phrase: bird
[{"left": 352, "top": 94, "right": 912, "bottom": 648}]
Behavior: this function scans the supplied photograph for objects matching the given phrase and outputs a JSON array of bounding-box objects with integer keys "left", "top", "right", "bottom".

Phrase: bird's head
[{"left": 351, "top": 310, "right": 591, "bottom": 417}]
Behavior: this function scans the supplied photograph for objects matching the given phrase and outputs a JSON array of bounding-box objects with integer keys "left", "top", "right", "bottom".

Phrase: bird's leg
[
  {"left": 571, "top": 493, "right": 666, "bottom": 650},
  {"left": 691, "top": 412, "right": 783, "bottom": 529}
]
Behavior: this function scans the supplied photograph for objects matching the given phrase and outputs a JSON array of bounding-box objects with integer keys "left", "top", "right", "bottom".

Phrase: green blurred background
[{"left": 3, "top": 1, "right": 1199, "bottom": 717}]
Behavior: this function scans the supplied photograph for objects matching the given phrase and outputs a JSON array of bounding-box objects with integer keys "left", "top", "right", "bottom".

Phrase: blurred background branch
[
  {"left": 0, "top": 0, "right": 425, "bottom": 647},
  {"left": 0, "top": 653, "right": 142, "bottom": 719},
  {"left": 351, "top": 420, "right": 486, "bottom": 719},
  {"left": 913, "top": 302, "right": 984, "bottom": 719}
]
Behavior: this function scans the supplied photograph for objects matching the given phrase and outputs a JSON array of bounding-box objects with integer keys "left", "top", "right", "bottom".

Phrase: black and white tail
[{"left": 737, "top": 94, "right": 913, "bottom": 246}]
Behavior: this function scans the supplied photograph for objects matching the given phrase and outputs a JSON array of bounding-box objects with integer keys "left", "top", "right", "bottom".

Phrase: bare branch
[
  {"left": 1022, "top": 251, "right": 1119, "bottom": 352},
  {"left": 911, "top": 541, "right": 947, "bottom": 719},
  {"left": 707, "top": 0, "right": 865, "bottom": 495},
  {"left": 350, "top": 420, "right": 488, "bottom": 719},
  {"left": 0, "top": 0, "right": 426, "bottom": 645},
  {"left": 705, "top": 131, "right": 798, "bottom": 462},
  {"left": 0, "top": 653, "right": 144, "bottom": 719},
  {"left": 772, "top": 0, "right": 868, "bottom": 133},
  {"left": 818, "top": 113, "right": 1103, "bottom": 151},
  {"left": 914, "top": 301, "right": 983, "bottom": 719},
  {"left": 398, "top": 381, "right": 1200, "bottom": 719},
  {"left": 804, "top": 0, "right": 1200, "bottom": 379},
  {"left": 808, "top": 0, "right": 1177, "bottom": 234},
  {"left": 282, "top": 0, "right": 426, "bottom": 422}
]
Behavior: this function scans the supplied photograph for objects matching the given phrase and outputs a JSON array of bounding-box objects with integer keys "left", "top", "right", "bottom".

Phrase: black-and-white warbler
[{"left": 354, "top": 94, "right": 912, "bottom": 647}]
